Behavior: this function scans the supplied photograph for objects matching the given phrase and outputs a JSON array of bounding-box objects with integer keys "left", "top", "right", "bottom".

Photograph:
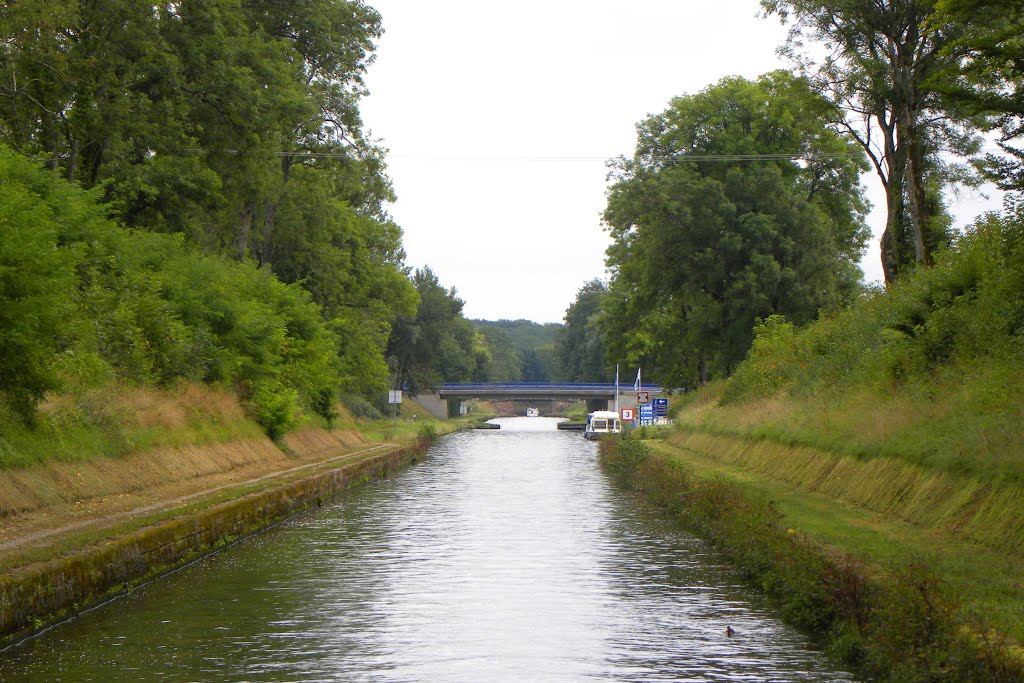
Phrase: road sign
[
  {"left": 620, "top": 407, "right": 635, "bottom": 421},
  {"left": 652, "top": 397, "right": 668, "bottom": 406},
  {"left": 388, "top": 390, "right": 402, "bottom": 404},
  {"left": 637, "top": 391, "right": 650, "bottom": 404}
]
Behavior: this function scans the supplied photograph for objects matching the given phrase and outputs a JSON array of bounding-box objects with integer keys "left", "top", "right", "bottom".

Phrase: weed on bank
[{"left": 599, "top": 434, "right": 1022, "bottom": 682}]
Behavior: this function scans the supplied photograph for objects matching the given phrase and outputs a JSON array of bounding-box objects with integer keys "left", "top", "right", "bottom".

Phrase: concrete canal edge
[{"left": 0, "top": 440, "right": 428, "bottom": 645}]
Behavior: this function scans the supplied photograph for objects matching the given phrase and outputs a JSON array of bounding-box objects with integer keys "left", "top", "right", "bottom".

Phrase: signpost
[
  {"left": 620, "top": 407, "right": 635, "bottom": 421},
  {"left": 636, "top": 391, "right": 650, "bottom": 405},
  {"left": 638, "top": 403, "right": 654, "bottom": 426},
  {"left": 653, "top": 397, "right": 668, "bottom": 419},
  {"left": 388, "top": 389, "right": 402, "bottom": 424}
]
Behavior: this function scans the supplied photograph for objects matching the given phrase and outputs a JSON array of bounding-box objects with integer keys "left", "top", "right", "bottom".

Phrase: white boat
[
  {"left": 583, "top": 410, "right": 621, "bottom": 440},
  {"left": 525, "top": 407, "right": 540, "bottom": 417}
]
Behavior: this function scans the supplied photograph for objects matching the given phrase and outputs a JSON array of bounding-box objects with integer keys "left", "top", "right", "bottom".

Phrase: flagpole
[{"left": 614, "top": 364, "right": 619, "bottom": 413}]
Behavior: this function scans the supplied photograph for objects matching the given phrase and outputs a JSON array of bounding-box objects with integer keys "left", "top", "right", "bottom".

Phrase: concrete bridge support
[{"left": 414, "top": 394, "right": 450, "bottom": 420}]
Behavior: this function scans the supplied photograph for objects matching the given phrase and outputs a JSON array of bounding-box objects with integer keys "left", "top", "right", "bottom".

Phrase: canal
[{"left": 1, "top": 418, "right": 856, "bottom": 681}]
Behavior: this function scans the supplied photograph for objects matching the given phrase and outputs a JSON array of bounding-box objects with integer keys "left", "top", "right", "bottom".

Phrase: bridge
[{"left": 432, "top": 382, "right": 664, "bottom": 417}]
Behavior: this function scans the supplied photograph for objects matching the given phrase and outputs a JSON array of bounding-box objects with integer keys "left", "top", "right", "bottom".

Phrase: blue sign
[{"left": 653, "top": 397, "right": 668, "bottom": 406}]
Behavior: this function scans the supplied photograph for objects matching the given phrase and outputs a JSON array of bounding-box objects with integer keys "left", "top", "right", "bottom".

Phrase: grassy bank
[
  {"left": 0, "top": 441, "right": 429, "bottom": 643},
  {"left": 0, "top": 383, "right": 459, "bottom": 642},
  {"left": 0, "top": 383, "right": 265, "bottom": 469},
  {"left": 600, "top": 434, "right": 1023, "bottom": 681}
]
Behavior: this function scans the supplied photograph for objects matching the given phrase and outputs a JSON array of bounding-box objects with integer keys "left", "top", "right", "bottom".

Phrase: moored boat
[{"left": 583, "top": 410, "right": 621, "bottom": 440}]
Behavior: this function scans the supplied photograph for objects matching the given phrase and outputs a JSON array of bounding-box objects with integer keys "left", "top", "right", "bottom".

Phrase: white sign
[
  {"left": 388, "top": 389, "right": 403, "bottom": 404},
  {"left": 636, "top": 391, "right": 650, "bottom": 404},
  {"left": 620, "top": 407, "right": 635, "bottom": 421}
]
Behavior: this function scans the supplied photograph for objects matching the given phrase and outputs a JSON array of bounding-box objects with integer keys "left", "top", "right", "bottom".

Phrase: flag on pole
[
  {"left": 633, "top": 367, "right": 641, "bottom": 391},
  {"left": 614, "top": 364, "right": 620, "bottom": 412}
]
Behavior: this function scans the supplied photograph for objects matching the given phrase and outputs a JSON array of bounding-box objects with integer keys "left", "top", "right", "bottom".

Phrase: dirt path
[{"left": 0, "top": 442, "right": 398, "bottom": 559}]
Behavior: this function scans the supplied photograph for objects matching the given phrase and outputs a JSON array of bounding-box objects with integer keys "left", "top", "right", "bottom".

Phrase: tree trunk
[
  {"left": 880, "top": 175, "right": 903, "bottom": 286},
  {"left": 66, "top": 137, "right": 79, "bottom": 183},
  {"left": 903, "top": 119, "right": 931, "bottom": 267},
  {"left": 257, "top": 198, "right": 276, "bottom": 267},
  {"left": 234, "top": 202, "right": 253, "bottom": 261},
  {"left": 877, "top": 111, "right": 909, "bottom": 287},
  {"left": 901, "top": 109, "right": 933, "bottom": 266}
]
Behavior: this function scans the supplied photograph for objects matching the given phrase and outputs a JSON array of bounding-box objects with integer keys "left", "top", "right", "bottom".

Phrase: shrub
[
  {"left": 722, "top": 203, "right": 1024, "bottom": 405},
  {"left": 416, "top": 421, "right": 438, "bottom": 444},
  {"left": 249, "top": 383, "right": 299, "bottom": 440},
  {"left": 341, "top": 395, "right": 383, "bottom": 420}
]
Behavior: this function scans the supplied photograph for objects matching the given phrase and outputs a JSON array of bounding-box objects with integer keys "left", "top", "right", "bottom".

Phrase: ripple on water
[{"left": 0, "top": 417, "right": 858, "bottom": 682}]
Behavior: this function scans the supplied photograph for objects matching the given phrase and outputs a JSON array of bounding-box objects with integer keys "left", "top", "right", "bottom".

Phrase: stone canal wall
[{"left": 0, "top": 442, "right": 426, "bottom": 644}]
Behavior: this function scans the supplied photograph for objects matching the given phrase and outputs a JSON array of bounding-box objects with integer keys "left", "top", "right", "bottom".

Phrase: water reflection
[{"left": 0, "top": 417, "right": 857, "bottom": 681}]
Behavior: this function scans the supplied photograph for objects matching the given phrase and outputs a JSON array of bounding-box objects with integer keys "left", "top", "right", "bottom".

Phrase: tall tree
[
  {"left": 386, "top": 268, "right": 479, "bottom": 395},
  {"left": 603, "top": 72, "right": 869, "bottom": 387},
  {"left": 0, "top": 0, "right": 414, "bottom": 405},
  {"left": 762, "top": 0, "right": 979, "bottom": 284},
  {"left": 557, "top": 280, "right": 609, "bottom": 382}
]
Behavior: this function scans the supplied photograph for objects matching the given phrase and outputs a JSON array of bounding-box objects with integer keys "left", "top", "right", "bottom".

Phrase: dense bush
[
  {"left": 0, "top": 147, "right": 344, "bottom": 438},
  {"left": 723, "top": 200, "right": 1024, "bottom": 404},
  {"left": 341, "top": 395, "right": 384, "bottom": 421},
  {"left": 416, "top": 422, "right": 439, "bottom": 444}
]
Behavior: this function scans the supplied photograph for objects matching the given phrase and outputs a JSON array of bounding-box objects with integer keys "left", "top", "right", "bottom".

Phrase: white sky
[{"left": 361, "top": 0, "right": 1003, "bottom": 324}]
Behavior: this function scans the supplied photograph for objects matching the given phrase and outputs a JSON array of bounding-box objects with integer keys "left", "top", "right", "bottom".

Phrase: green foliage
[
  {"left": 0, "top": 150, "right": 79, "bottom": 419},
  {"left": 629, "top": 424, "right": 672, "bottom": 440},
  {"left": 762, "top": 0, "right": 981, "bottom": 283},
  {"left": 0, "top": 147, "right": 355, "bottom": 439},
  {"left": 471, "top": 319, "right": 563, "bottom": 382},
  {"left": 601, "top": 72, "right": 869, "bottom": 388},
  {"left": 713, "top": 201, "right": 1024, "bottom": 482},
  {"left": 0, "top": 0, "right": 416, "bottom": 416},
  {"left": 601, "top": 434, "right": 651, "bottom": 477},
  {"left": 556, "top": 280, "right": 609, "bottom": 382},
  {"left": 721, "top": 315, "right": 799, "bottom": 403},
  {"left": 387, "top": 268, "right": 482, "bottom": 394},
  {"left": 416, "top": 421, "right": 439, "bottom": 444},
  {"left": 932, "top": 0, "right": 1024, "bottom": 191},
  {"left": 250, "top": 382, "right": 299, "bottom": 440},
  {"left": 341, "top": 395, "right": 384, "bottom": 421},
  {"left": 725, "top": 202, "right": 1024, "bottom": 401}
]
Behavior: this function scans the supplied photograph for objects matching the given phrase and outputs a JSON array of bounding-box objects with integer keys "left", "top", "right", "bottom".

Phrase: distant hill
[{"left": 472, "top": 319, "right": 563, "bottom": 382}]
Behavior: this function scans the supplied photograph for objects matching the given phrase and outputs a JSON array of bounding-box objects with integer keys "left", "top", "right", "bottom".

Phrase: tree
[
  {"left": 932, "top": 0, "right": 1024, "bottom": 190},
  {"left": 0, "top": 0, "right": 398, "bottom": 300},
  {"left": 386, "top": 268, "right": 479, "bottom": 395},
  {"left": 602, "top": 72, "right": 869, "bottom": 387},
  {"left": 557, "top": 280, "right": 609, "bottom": 382},
  {"left": 0, "top": 147, "right": 79, "bottom": 419},
  {"left": 762, "top": 0, "right": 980, "bottom": 283},
  {"left": 474, "top": 326, "right": 522, "bottom": 382},
  {"left": 0, "top": 0, "right": 414, "bottom": 410}
]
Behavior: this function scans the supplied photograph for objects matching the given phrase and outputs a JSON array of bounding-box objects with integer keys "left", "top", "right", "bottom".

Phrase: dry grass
[
  {"left": 666, "top": 429, "right": 1024, "bottom": 556},
  {"left": 0, "top": 421, "right": 383, "bottom": 553}
]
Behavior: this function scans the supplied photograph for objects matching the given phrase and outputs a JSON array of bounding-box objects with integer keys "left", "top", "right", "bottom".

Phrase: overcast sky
[{"left": 360, "top": 0, "right": 1001, "bottom": 324}]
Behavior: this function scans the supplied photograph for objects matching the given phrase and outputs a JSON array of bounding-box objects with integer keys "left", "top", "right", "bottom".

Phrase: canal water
[{"left": 1, "top": 418, "right": 857, "bottom": 681}]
